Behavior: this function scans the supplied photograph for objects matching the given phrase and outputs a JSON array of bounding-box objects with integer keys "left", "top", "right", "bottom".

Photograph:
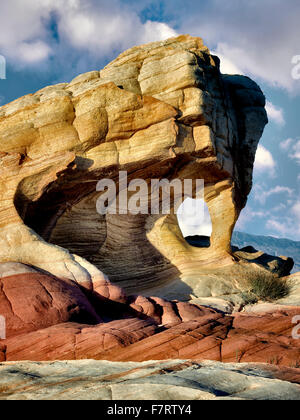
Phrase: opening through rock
[{"left": 177, "top": 198, "right": 212, "bottom": 248}]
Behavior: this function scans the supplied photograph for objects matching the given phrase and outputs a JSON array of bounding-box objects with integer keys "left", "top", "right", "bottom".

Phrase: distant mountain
[
  {"left": 185, "top": 231, "right": 300, "bottom": 274},
  {"left": 232, "top": 231, "right": 300, "bottom": 274}
]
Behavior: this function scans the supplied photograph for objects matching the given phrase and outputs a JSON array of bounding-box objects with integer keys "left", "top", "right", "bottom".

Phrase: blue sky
[{"left": 0, "top": 0, "right": 299, "bottom": 240}]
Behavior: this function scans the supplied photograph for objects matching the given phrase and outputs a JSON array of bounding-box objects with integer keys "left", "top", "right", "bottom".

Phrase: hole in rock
[
  {"left": 177, "top": 198, "right": 212, "bottom": 248},
  {"left": 14, "top": 175, "right": 107, "bottom": 262}
]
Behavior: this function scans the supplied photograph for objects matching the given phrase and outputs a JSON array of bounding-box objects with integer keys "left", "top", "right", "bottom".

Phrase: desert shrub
[{"left": 241, "top": 272, "right": 290, "bottom": 304}]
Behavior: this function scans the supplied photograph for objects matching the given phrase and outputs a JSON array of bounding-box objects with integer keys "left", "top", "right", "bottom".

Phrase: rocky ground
[
  {"left": 1, "top": 258, "right": 299, "bottom": 400},
  {"left": 0, "top": 263, "right": 299, "bottom": 369},
  {"left": 1, "top": 360, "right": 300, "bottom": 400}
]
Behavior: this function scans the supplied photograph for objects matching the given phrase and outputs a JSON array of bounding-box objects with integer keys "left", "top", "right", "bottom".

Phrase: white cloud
[
  {"left": 266, "top": 212, "right": 300, "bottom": 239},
  {"left": 211, "top": 47, "right": 289, "bottom": 123},
  {"left": 177, "top": 199, "right": 212, "bottom": 238},
  {"left": 235, "top": 206, "right": 267, "bottom": 231},
  {"left": 0, "top": 0, "right": 299, "bottom": 97},
  {"left": 0, "top": 0, "right": 54, "bottom": 64},
  {"left": 279, "top": 137, "right": 300, "bottom": 165},
  {"left": 236, "top": 193, "right": 299, "bottom": 239},
  {"left": 238, "top": 195, "right": 300, "bottom": 240},
  {"left": 211, "top": 47, "right": 244, "bottom": 75},
  {"left": 272, "top": 203, "right": 287, "bottom": 213},
  {"left": 280, "top": 138, "right": 294, "bottom": 151},
  {"left": 0, "top": 0, "right": 299, "bottom": 96},
  {"left": 254, "top": 185, "right": 293, "bottom": 205},
  {"left": 266, "top": 219, "right": 293, "bottom": 237},
  {"left": 289, "top": 140, "right": 300, "bottom": 164},
  {"left": 0, "top": 0, "right": 178, "bottom": 66},
  {"left": 291, "top": 200, "right": 300, "bottom": 221},
  {"left": 58, "top": 3, "right": 178, "bottom": 54},
  {"left": 265, "top": 101, "right": 285, "bottom": 126},
  {"left": 176, "top": 0, "right": 300, "bottom": 93},
  {"left": 265, "top": 199, "right": 300, "bottom": 239},
  {"left": 17, "top": 41, "right": 52, "bottom": 63},
  {"left": 254, "top": 145, "right": 276, "bottom": 177},
  {"left": 141, "top": 21, "right": 178, "bottom": 44}
]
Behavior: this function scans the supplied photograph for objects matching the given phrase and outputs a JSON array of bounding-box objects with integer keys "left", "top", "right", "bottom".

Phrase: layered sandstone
[
  {"left": 1, "top": 360, "right": 300, "bottom": 400},
  {"left": 0, "top": 35, "right": 271, "bottom": 298},
  {"left": 0, "top": 265, "right": 299, "bottom": 368}
]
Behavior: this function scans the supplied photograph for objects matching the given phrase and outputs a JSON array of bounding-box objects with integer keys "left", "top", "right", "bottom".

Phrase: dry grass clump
[{"left": 241, "top": 272, "right": 290, "bottom": 304}]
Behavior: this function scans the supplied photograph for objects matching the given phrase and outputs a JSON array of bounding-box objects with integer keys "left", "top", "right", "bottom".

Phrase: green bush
[{"left": 241, "top": 272, "right": 290, "bottom": 304}]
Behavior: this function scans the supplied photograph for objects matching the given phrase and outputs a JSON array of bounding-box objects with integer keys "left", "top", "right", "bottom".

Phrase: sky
[{"left": 0, "top": 0, "right": 299, "bottom": 240}]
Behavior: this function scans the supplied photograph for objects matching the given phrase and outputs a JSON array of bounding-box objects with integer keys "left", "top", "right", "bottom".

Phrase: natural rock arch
[{"left": 0, "top": 35, "right": 269, "bottom": 298}]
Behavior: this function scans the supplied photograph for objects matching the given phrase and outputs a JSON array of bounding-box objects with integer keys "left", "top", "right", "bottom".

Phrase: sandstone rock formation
[
  {"left": 0, "top": 35, "right": 271, "bottom": 299},
  {"left": 1, "top": 360, "right": 300, "bottom": 400},
  {"left": 0, "top": 36, "right": 299, "bottom": 400},
  {"left": 0, "top": 265, "right": 299, "bottom": 368}
]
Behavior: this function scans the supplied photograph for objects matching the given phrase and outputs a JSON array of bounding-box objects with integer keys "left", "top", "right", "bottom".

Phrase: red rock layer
[
  {"left": 0, "top": 272, "right": 101, "bottom": 338},
  {"left": 0, "top": 272, "right": 299, "bottom": 368}
]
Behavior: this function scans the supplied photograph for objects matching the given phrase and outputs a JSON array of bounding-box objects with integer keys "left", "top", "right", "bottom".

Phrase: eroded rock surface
[
  {"left": 0, "top": 35, "right": 270, "bottom": 297},
  {"left": 0, "top": 263, "right": 101, "bottom": 338},
  {"left": 0, "top": 265, "right": 299, "bottom": 368},
  {"left": 0, "top": 360, "right": 299, "bottom": 400}
]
